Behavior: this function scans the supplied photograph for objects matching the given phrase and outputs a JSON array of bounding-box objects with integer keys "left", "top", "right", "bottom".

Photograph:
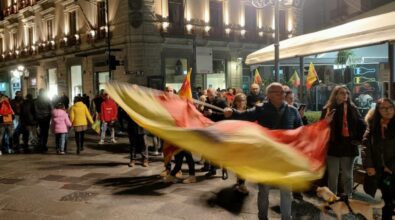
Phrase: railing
[{"left": 1, "top": 0, "right": 37, "bottom": 19}]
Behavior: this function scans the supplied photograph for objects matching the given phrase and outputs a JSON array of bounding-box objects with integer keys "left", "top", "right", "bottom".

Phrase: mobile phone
[{"left": 298, "top": 104, "right": 306, "bottom": 111}]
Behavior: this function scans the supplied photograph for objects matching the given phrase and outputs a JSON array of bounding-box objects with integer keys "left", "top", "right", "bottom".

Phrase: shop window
[
  {"left": 70, "top": 65, "right": 82, "bottom": 98},
  {"left": 97, "top": 71, "right": 109, "bottom": 92},
  {"left": 165, "top": 58, "right": 188, "bottom": 91},
  {"left": 207, "top": 59, "right": 226, "bottom": 90},
  {"left": 48, "top": 68, "right": 58, "bottom": 100}
]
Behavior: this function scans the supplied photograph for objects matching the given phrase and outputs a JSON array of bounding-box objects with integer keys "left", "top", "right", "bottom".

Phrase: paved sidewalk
[{"left": 0, "top": 133, "right": 336, "bottom": 220}]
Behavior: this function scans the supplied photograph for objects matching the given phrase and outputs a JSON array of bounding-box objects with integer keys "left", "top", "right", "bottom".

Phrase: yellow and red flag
[
  {"left": 163, "top": 68, "right": 193, "bottom": 164},
  {"left": 288, "top": 70, "right": 301, "bottom": 88},
  {"left": 106, "top": 82, "right": 330, "bottom": 190},
  {"left": 253, "top": 69, "right": 262, "bottom": 85},
  {"left": 306, "top": 62, "right": 319, "bottom": 89}
]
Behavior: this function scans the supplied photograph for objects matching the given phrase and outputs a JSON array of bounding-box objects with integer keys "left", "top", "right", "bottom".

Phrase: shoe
[
  {"left": 183, "top": 176, "right": 196, "bottom": 184},
  {"left": 0, "top": 150, "right": 2, "bottom": 155},
  {"left": 111, "top": 139, "right": 117, "bottom": 144},
  {"left": 235, "top": 184, "right": 249, "bottom": 195},
  {"left": 142, "top": 159, "right": 149, "bottom": 167},
  {"left": 199, "top": 166, "right": 210, "bottom": 172},
  {"left": 98, "top": 140, "right": 105, "bottom": 145},
  {"left": 60, "top": 151, "right": 65, "bottom": 155},
  {"left": 160, "top": 169, "right": 170, "bottom": 177},
  {"left": 128, "top": 160, "right": 135, "bottom": 167},
  {"left": 163, "top": 175, "right": 177, "bottom": 183},
  {"left": 205, "top": 171, "right": 217, "bottom": 177},
  {"left": 175, "top": 170, "right": 183, "bottom": 178}
]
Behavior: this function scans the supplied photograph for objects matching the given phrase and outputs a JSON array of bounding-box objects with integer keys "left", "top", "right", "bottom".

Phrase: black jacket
[
  {"left": 246, "top": 92, "right": 265, "bottom": 108},
  {"left": 20, "top": 99, "right": 37, "bottom": 126},
  {"left": 205, "top": 96, "right": 227, "bottom": 122},
  {"left": 34, "top": 96, "right": 52, "bottom": 120},
  {"left": 321, "top": 102, "right": 365, "bottom": 157}
]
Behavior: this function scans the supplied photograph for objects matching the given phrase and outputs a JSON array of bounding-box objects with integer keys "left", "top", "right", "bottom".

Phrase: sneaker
[
  {"left": 175, "top": 170, "right": 183, "bottom": 178},
  {"left": 163, "top": 175, "right": 177, "bottom": 183},
  {"left": 183, "top": 176, "right": 196, "bottom": 184},
  {"left": 111, "top": 139, "right": 117, "bottom": 144},
  {"left": 98, "top": 140, "right": 105, "bottom": 145},
  {"left": 205, "top": 170, "right": 217, "bottom": 177},
  {"left": 128, "top": 160, "right": 135, "bottom": 167},
  {"left": 59, "top": 151, "right": 65, "bottom": 155},
  {"left": 142, "top": 159, "right": 149, "bottom": 167},
  {"left": 235, "top": 184, "right": 249, "bottom": 195},
  {"left": 160, "top": 169, "right": 170, "bottom": 177}
]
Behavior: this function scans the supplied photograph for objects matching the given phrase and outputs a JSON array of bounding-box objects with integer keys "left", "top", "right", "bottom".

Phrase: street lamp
[{"left": 250, "top": 0, "right": 280, "bottom": 82}]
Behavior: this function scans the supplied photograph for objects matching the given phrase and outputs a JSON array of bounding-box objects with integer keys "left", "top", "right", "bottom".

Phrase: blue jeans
[
  {"left": 55, "top": 133, "right": 68, "bottom": 152},
  {"left": 258, "top": 184, "right": 292, "bottom": 220},
  {"left": 0, "top": 124, "right": 14, "bottom": 153},
  {"left": 100, "top": 121, "right": 115, "bottom": 141}
]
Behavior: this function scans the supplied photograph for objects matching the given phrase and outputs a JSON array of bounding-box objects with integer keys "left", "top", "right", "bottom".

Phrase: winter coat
[
  {"left": 204, "top": 96, "right": 228, "bottom": 122},
  {"left": 0, "top": 98, "right": 14, "bottom": 125},
  {"left": 51, "top": 109, "right": 71, "bottom": 134},
  {"left": 320, "top": 102, "right": 366, "bottom": 157},
  {"left": 100, "top": 98, "right": 118, "bottom": 122},
  {"left": 246, "top": 92, "right": 265, "bottom": 108},
  {"left": 69, "top": 101, "right": 94, "bottom": 127},
  {"left": 20, "top": 99, "right": 37, "bottom": 126},
  {"left": 34, "top": 95, "right": 52, "bottom": 120}
]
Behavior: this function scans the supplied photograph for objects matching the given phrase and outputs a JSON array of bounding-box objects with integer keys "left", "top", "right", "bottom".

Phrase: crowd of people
[{"left": 0, "top": 82, "right": 394, "bottom": 219}]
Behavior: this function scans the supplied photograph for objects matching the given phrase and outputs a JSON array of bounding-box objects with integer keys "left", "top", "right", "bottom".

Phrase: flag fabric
[
  {"left": 253, "top": 69, "right": 262, "bottom": 85},
  {"left": 163, "top": 68, "right": 193, "bottom": 164},
  {"left": 178, "top": 68, "right": 192, "bottom": 99},
  {"left": 288, "top": 70, "right": 301, "bottom": 88},
  {"left": 306, "top": 62, "right": 319, "bottom": 89},
  {"left": 105, "top": 82, "right": 330, "bottom": 190}
]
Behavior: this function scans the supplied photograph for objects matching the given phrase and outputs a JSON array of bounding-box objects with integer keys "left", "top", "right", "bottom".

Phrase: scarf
[
  {"left": 342, "top": 103, "right": 350, "bottom": 137},
  {"left": 381, "top": 118, "right": 390, "bottom": 139}
]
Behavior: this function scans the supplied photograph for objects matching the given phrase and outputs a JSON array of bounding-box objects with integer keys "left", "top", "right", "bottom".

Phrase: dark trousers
[
  {"left": 170, "top": 151, "right": 195, "bottom": 176},
  {"left": 37, "top": 117, "right": 50, "bottom": 150},
  {"left": 379, "top": 172, "right": 395, "bottom": 220},
  {"left": 75, "top": 131, "right": 85, "bottom": 152}
]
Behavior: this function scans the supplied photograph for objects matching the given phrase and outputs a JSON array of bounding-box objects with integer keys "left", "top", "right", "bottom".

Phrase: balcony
[{"left": 2, "top": 0, "right": 37, "bottom": 19}]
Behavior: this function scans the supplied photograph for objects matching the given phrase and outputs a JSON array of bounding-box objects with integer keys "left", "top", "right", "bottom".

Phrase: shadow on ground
[
  {"left": 206, "top": 186, "right": 248, "bottom": 214},
  {"left": 38, "top": 161, "right": 127, "bottom": 170},
  {"left": 271, "top": 199, "right": 322, "bottom": 219},
  {"left": 87, "top": 143, "right": 130, "bottom": 154},
  {"left": 95, "top": 175, "right": 171, "bottom": 196}
]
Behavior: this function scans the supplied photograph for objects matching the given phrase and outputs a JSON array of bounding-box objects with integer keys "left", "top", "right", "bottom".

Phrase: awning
[{"left": 246, "top": 11, "right": 395, "bottom": 65}]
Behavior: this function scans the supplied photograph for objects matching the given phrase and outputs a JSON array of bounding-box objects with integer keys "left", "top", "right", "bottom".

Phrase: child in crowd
[{"left": 51, "top": 103, "right": 71, "bottom": 154}]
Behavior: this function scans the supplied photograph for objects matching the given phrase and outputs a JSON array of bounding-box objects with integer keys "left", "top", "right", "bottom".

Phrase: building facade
[{"left": 0, "top": 0, "right": 304, "bottom": 99}]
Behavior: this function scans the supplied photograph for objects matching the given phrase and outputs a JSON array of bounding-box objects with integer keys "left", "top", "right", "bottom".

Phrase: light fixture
[
  {"left": 259, "top": 31, "right": 264, "bottom": 37},
  {"left": 162, "top": 22, "right": 169, "bottom": 30},
  {"left": 225, "top": 28, "right": 231, "bottom": 35},
  {"left": 186, "top": 24, "right": 193, "bottom": 32},
  {"left": 63, "top": 37, "right": 68, "bottom": 42},
  {"left": 74, "top": 34, "right": 79, "bottom": 40},
  {"left": 89, "top": 30, "right": 96, "bottom": 38},
  {"left": 240, "top": 29, "right": 246, "bottom": 36},
  {"left": 204, "top": 26, "right": 211, "bottom": 33}
]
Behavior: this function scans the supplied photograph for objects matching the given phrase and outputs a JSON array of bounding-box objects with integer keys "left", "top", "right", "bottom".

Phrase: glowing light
[
  {"left": 50, "top": 40, "right": 55, "bottom": 45},
  {"left": 90, "top": 30, "right": 96, "bottom": 38},
  {"left": 204, "top": 26, "right": 211, "bottom": 33},
  {"left": 186, "top": 24, "right": 193, "bottom": 32},
  {"left": 225, "top": 28, "right": 231, "bottom": 35},
  {"left": 74, "top": 34, "right": 79, "bottom": 40},
  {"left": 241, "top": 29, "right": 246, "bottom": 36},
  {"left": 63, "top": 37, "right": 68, "bottom": 42},
  {"left": 259, "top": 31, "right": 264, "bottom": 37},
  {"left": 17, "top": 65, "right": 24, "bottom": 71},
  {"left": 162, "top": 22, "right": 169, "bottom": 30},
  {"left": 31, "top": 45, "right": 36, "bottom": 51}
]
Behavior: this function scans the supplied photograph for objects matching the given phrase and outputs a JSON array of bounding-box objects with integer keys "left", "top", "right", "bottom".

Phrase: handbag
[{"left": 92, "top": 119, "right": 101, "bottom": 134}]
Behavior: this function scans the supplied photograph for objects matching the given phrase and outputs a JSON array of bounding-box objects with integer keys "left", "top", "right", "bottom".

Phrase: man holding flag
[{"left": 163, "top": 69, "right": 197, "bottom": 184}]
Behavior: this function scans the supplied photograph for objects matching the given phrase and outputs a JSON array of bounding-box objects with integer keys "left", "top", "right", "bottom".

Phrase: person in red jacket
[{"left": 99, "top": 92, "right": 118, "bottom": 144}]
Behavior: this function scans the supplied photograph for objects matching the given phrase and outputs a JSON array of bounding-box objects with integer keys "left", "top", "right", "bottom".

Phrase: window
[
  {"left": 69, "top": 11, "right": 77, "bottom": 35},
  {"left": 165, "top": 58, "right": 188, "bottom": 91},
  {"left": 47, "top": 19, "right": 53, "bottom": 40},
  {"left": 97, "top": 71, "right": 109, "bottom": 92},
  {"left": 0, "top": 38, "right": 3, "bottom": 53},
  {"left": 70, "top": 65, "right": 82, "bottom": 99},
  {"left": 28, "top": 27, "right": 33, "bottom": 46},
  {"left": 13, "top": 32, "right": 17, "bottom": 49},
  {"left": 279, "top": 10, "right": 286, "bottom": 39},
  {"left": 210, "top": 1, "right": 223, "bottom": 28},
  {"left": 97, "top": 1, "right": 106, "bottom": 27},
  {"left": 48, "top": 68, "right": 58, "bottom": 100},
  {"left": 168, "top": 0, "right": 184, "bottom": 29},
  {"left": 245, "top": 5, "right": 257, "bottom": 30}
]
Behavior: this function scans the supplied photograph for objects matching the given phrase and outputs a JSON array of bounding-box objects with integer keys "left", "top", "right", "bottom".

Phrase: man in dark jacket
[
  {"left": 202, "top": 88, "right": 228, "bottom": 177},
  {"left": 34, "top": 89, "right": 52, "bottom": 152},
  {"left": 19, "top": 94, "right": 37, "bottom": 153},
  {"left": 11, "top": 91, "right": 23, "bottom": 152},
  {"left": 225, "top": 82, "right": 303, "bottom": 220},
  {"left": 247, "top": 83, "right": 265, "bottom": 108}
]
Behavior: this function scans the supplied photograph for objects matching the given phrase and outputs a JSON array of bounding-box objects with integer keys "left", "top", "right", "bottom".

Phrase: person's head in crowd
[
  {"left": 235, "top": 88, "right": 243, "bottom": 95},
  {"left": 74, "top": 96, "right": 82, "bottom": 103},
  {"left": 325, "top": 85, "right": 353, "bottom": 108},
  {"left": 374, "top": 98, "right": 395, "bottom": 122},
  {"left": 207, "top": 88, "right": 217, "bottom": 101},
  {"left": 285, "top": 90, "right": 295, "bottom": 106},
  {"left": 266, "top": 82, "right": 285, "bottom": 107},
  {"left": 250, "top": 83, "right": 260, "bottom": 96},
  {"left": 103, "top": 92, "right": 110, "bottom": 100},
  {"left": 55, "top": 102, "right": 65, "bottom": 110},
  {"left": 227, "top": 88, "right": 234, "bottom": 95},
  {"left": 232, "top": 93, "right": 247, "bottom": 110},
  {"left": 26, "top": 93, "right": 33, "bottom": 100},
  {"left": 15, "top": 91, "right": 22, "bottom": 99},
  {"left": 165, "top": 86, "right": 174, "bottom": 94}
]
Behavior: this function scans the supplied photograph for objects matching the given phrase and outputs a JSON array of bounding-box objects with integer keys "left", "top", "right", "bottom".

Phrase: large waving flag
[
  {"left": 306, "top": 62, "right": 319, "bottom": 89},
  {"left": 253, "top": 69, "right": 262, "bottom": 85},
  {"left": 288, "top": 70, "right": 301, "bottom": 88},
  {"left": 105, "top": 83, "right": 330, "bottom": 190},
  {"left": 163, "top": 68, "right": 193, "bottom": 164}
]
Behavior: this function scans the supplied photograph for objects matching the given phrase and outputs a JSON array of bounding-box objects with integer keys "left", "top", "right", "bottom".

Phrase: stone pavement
[{"left": 0, "top": 133, "right": 345, "bottom": 220}]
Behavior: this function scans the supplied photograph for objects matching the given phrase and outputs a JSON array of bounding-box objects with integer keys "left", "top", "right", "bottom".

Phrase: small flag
[
  {"left": 288, "top": 70, "right": 300, "bottom": 88},
  {"left": 178, "top": 68, "right": 192, "bottom": 99},
  {"left": 253, "top": 69, "right": 262, "bottom": 85},
  {"left": 306, "top": 63, "right": 319, "bottom": 89}
]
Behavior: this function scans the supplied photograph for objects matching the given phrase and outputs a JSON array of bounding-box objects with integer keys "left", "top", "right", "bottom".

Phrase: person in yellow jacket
[{"left": 69, "top": 96, "right": 94, "bottom": 154}]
